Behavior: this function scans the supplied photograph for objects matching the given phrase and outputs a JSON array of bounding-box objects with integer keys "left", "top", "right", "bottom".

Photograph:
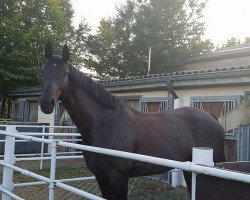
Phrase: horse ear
[
  {"left": 45, "top": 42, "right": 53, "bottom": 59},
  {"left": 62, "top": 44, "right": 70, "bottom": 63}
]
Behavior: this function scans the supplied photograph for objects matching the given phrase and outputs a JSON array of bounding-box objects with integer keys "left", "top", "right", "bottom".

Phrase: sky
[{"left": 71, "top": 0, "right": 250, "bottom": 46}]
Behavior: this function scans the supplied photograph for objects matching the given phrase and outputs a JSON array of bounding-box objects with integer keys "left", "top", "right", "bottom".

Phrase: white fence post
[
  {"left": 2, "top": 125, "right": 16, "bottom": 200},
  {"left": 191, "top": 147, "right": 214, "bottom": 200},
  {"left": 49, "top": 140, "right": 57, "bottom": 200},
  {"left": 40, "top": 125, "right": 46, "bottom": 170}
]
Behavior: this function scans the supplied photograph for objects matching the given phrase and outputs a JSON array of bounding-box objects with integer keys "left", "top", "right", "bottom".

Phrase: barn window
[
  {"left": 191, "top": 95, "right": 242, "bottom": 118},
  {"left": 12, "top": 101, "right": 23, "bottom": 121},
  {"left": 140, "top": 97, "right": 173, "bottom": 113},
  {"left": 11, "top": 100, "right": 38, "bottom": 122},
  {"left": 117, "top": 95, "right": 142, "bottom": 111},
  {"left": 11, "top": 101, "right": 30, "bottom": 122}
]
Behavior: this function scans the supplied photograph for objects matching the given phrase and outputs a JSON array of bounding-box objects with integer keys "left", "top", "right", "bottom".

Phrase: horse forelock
[{"left": 68, "top": 66, "right": 119, "bottom": 109}]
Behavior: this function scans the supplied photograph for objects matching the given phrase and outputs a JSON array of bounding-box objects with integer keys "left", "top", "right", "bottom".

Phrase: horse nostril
[
  {"left": 50, "top": 98, "right": 55, "bottom": 106},
  {"left": 39, "top": 96, "right": 56, "bottom": 114}
]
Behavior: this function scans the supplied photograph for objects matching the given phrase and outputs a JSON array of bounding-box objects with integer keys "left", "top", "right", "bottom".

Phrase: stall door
[{"left": 224, "top": 139, "right": 237, "bottom": 162}]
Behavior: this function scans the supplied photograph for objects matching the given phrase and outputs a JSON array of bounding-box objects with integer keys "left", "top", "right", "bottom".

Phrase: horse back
[{"left": 132, "top": 106, "right": 225, "bottom": 162}]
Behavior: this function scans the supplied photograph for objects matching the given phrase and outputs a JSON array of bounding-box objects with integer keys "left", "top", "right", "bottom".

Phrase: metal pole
[
  {"left": 0, "top": 186, "right": 24, "bottom": 200},
  {"left": 2, "top": 125, "right": 16, "bottom": 200},
  {"left": 191, "top": 173, "right": 197, "bottom": 200},
  {"left": 40, "top": 125, "right": 45, "bottom": 170},
  {"left": 49, "top": 140, "right": 57, "bottom": 200},
  {"left": 148, "top": 47, "right": 152, "bottom": 74}
]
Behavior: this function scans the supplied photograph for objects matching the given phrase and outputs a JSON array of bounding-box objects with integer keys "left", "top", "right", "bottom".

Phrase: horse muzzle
[{"left": 39, "top": 96, "right": 56, "bottom": 114}]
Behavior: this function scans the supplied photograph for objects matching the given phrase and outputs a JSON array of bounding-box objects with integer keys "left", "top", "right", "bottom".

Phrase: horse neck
[{"left": 61, "top": 79, "right": 119, "bottom": 134}]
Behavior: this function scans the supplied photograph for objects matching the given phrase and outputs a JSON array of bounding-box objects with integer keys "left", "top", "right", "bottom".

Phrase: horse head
[{"left": 39, "top": 43, "right": 70, "bottom": 114}]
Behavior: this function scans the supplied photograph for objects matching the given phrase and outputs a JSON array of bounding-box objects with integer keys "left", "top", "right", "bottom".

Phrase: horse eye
[{"left": 64, "top": 72, "right": 68, "bottom": 76}]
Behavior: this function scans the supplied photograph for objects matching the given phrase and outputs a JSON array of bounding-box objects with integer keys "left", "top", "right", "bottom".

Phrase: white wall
[
  {"left": 114, "top": 90, "right": 170, "bottom": 98},
  {"left": 176, "top": 85, "right": 250, "bottom": 106},
  {"left": 113, "top": 85, "right": 250, "bottom": 107}
]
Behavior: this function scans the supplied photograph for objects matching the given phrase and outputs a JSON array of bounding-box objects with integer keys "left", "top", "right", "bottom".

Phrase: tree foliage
[
  {"left": 0, "top": 0, "right": 90, "bottom": 117},
  {"left": 87, "top": 0, "right": 214, "bottom": 78},
  {"left": 217, "top": 36, "right": 250, "bottom": 50},
  {"left": 220, "top": 37, "right": 241, "bottom": 49}
]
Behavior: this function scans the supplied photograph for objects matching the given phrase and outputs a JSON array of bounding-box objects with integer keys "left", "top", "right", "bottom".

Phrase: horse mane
[{"left": 68, "top": 65, "right": 119, "bottom": 109}]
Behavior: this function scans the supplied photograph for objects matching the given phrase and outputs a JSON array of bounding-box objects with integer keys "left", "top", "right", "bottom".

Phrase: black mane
[{"left": 68, "top": 66, "right": 119, "bottom": 109}]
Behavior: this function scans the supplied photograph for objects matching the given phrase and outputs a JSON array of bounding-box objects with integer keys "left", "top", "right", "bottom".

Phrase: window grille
[
  {"left": 140, "top": 97, "right": 173, "bottom": 113},
  {"left": 191, "top": 95, "right": 242, "bottom": 117}
]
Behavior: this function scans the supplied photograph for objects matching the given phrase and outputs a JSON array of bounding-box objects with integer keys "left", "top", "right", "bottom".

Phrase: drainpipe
[
  {"left": 166, "top": 81, "right": 181, "bottom": 109},
  {"left": 174, "top": 99, "right": 182, "bottom": 109}
]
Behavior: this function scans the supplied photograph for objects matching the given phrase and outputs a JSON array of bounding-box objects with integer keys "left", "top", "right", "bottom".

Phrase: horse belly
[
  {"left": 131, "top": 161, "right": 173, "bottom": 177},
  {"left": 130, "top": 136, "right": 190, "bottom": 177}
]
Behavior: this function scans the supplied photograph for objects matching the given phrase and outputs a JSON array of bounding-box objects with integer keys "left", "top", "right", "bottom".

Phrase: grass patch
[{"left": 1, "top": 160, "right": 190, "bottom": 199}]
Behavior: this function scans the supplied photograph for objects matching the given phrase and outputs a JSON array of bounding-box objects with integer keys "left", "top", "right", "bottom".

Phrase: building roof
[
  {"left": 101, "top": 65, "right": 250, "bottom": 92},
  {"left": 8, "top": 86, "right": 41, "bottom": 97},
  {"left": 186, "top": 44, "right": 250, "bottom": 64}
]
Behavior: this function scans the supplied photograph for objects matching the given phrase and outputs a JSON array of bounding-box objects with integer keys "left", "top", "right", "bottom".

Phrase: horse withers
[{"left": 39, "top": 43, "right": 225, "bottom": 200}]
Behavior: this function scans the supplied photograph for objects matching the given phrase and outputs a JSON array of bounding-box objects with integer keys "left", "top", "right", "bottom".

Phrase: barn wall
[
  {"left": 113, "top": 85, "right": 250, "bottom": 107},
  {"left": 114, "top": 90, "right": 170, "bottom": 98},
  {"left": 11, "top": 97, "right": 54, "bottom": 126},
  {"left": 175, "top": 85, "right": 250, "bottom": 106},
  {"left": 37, "top": 104, "right": 55, "bottom": 126}
]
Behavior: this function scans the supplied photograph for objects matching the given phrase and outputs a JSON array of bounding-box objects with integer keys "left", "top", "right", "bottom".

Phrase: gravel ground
[{"left": 0, "top": 159, "right": 190, "bottom": 200}]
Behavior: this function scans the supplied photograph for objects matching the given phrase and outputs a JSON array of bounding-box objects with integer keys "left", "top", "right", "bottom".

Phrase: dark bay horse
[{"left": 39, "top": 43, "right": 225, "bottom": 200}]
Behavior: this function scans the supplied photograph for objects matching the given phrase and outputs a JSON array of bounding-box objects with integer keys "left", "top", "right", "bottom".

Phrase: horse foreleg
[
  {"left": 183, "top": 171, "right": 192, "bottom": 195},
  {"left": 109, "top": 171, "right": 129, "bottom": 200},
  {"left": 95, "top": 174, "right": 114, "bottom": 200}
]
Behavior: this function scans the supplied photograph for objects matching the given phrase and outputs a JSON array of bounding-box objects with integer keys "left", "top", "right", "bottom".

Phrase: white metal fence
[
  {"left": 1, "top": 125, "right": 250, "bottom": 200},
  {"left": 0, "top": 124, "right": 82, "bottom": 170}
]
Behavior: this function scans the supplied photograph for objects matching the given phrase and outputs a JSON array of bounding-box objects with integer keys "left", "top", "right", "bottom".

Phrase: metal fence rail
[
  {"left": 0, "top": 125, "right": 80, "bottom": 170},
  {"left": 1, "top": 125, "right": 250, "bottom": 200}
]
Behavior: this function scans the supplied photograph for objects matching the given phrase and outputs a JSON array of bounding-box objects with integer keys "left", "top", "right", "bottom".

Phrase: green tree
[
  {"left": 70, "top": 20, "right": 92, "bottom": 69},
  {"left": 0, "top": 0, "right": 90, "bottom": 117},
  {"left": 87, "top": 0, "right": 213, "bottom": 78},
  {"left": 220, "top": 37, "right": 241, "bottom": 49},
  {"left": 244, "top": 37, "right": 250, "bottom": 44}
]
